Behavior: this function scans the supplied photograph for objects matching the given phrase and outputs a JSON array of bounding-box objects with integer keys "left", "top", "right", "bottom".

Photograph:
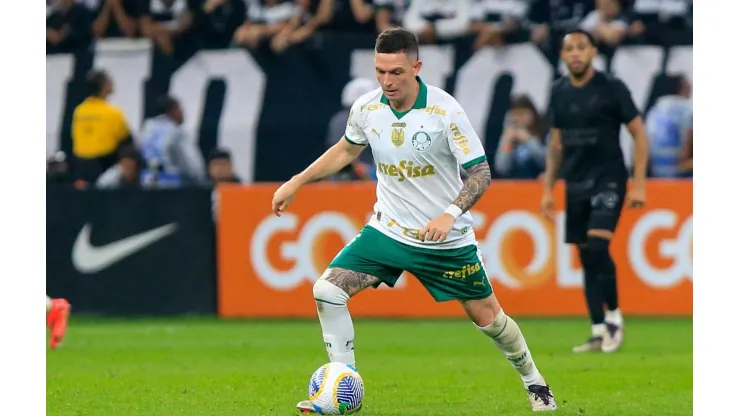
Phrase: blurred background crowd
[{"left": 47, "top": 0, "right": 693, "bottom": 189}]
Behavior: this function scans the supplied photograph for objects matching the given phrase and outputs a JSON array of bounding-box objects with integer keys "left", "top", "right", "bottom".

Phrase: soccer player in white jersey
[{"left": 272, "top": 28, "right": 557, "bottom": 413}]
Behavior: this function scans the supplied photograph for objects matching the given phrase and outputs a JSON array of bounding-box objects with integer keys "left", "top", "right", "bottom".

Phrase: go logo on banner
[
  {"left": 249, "top": 210, "right": 584, "bottom": 291},
  {"left": 628, "top": 210, "right": 693, "bottom": 287},
  {"left": 249, "top": 208, "right": 692, "bottom": 291},
  {"left": 249, "top": 212, "right": 409, "bottom": 290}
]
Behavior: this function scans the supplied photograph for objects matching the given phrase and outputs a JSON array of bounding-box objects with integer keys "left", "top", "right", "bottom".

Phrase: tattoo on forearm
[
  {"left": 454, "top": 162, "right": 492, "bottom": 213},
  {"left": 321, "top": 268, "right": 381, "bottom": 297}
]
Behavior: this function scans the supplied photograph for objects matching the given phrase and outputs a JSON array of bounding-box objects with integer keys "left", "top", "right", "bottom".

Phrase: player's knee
[
  {"left": 476, "top": 309, "right": 524, "bottom": 347},
  {"left": 585, "top": 236, "right": 616, "bottom": 279},
  {"left": 313, "top": 279, "right": 350, "bottom": 307},
  {"left": 476, "top": 308, "right": 508, "bottom": 339},
  {"left": 585, "top": 235, "right": 610, "bottom": 256}
]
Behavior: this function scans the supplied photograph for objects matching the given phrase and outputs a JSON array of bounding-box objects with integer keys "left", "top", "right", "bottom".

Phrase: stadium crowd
[{"left": 46, "top": 0, "right": 693, "bottom": 187}]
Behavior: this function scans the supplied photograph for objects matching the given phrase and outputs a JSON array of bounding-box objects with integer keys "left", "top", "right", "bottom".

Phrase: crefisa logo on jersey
[{"left": 411, "top": 131, "right": 433, "bottom": 152}]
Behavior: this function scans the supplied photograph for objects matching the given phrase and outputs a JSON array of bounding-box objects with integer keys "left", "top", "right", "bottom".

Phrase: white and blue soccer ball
[{"left": 308, "top": 362, "right": 364, "bottom": 414}]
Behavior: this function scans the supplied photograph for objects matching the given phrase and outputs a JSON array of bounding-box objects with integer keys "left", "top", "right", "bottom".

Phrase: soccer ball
[{"left": 307, "top": 362, "right": 364, "bottom": 414}]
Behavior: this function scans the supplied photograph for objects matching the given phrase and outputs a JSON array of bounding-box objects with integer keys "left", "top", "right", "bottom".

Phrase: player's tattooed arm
[
  {"left": 453, "top": 161, "right": 492, "bottom": 213},
  {"left": 543, "top": 129, "right": 562, "bottom": 191},
  {"left": 321, "top": 268, "right": 381, "bottom": 297}
]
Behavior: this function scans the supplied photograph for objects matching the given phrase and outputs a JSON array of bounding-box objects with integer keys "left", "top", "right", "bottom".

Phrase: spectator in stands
[
  {"left": 627, "top": 0, "right": 692, "bottom": 45},
  {"left": 269, "top": 0, "right": 334, "bottom": 53},
  {"left": 321, "top": 0, "right": 376, "bottom": 33},
  {"left": 325, "top": 78, "right": 378, "bottom": 181},
  {"left": 208, "top": 148, "right": 242, "bottom": 183},
  {"left": 403, "top": 0, "right": 473, "bottom": 44},
  {"left": 470, "top": 0, "right": 531, "bottom": 49},
  {"left": 91, "top": 0, "right": 140, "bottom": 38},
  {"left": 679, "top": 127, "right": 692, "bottom": 177},
  {"left": 139, "top": 95, "right": 208, "bottom": 187},
  {"left": 139, "top": 0, "right": 198, "bottom": 56},
  {"left": 195, "top": 0, "right": 247, "bottom": 49},
  {"left": 46, "top": 0, "right": 94, "bottom": 54},
  {"left": 96, "top": 146, "right": 144, "bottom": 189},
  {"left": 646, "top": 75, "right": 692, "bottom": 178},
  {"left": 579, "top": 0, "right": 628, "bottom": 47},
  {"left": 72, "top": 70, "right": 134, "bottom": 183},
  {"left": 528, "top": 0, "right": 593, "bottom": 51},
  {"left": 233, "top": 0, "right": 298, "bottom": 49},
  {"left": 373, "top": 0, "right": 406, "bottom": 33},
  {"left": 493, "top": 95, "right": 548, "bottom": 179}
]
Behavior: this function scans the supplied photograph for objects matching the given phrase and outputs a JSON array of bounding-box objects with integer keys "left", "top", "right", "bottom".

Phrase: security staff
[{"left": 71, "top": 69, "right": 133, "bottom": 182}]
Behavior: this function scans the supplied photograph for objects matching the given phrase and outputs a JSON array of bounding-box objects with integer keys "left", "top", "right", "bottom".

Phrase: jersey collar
[{"left": 380, "top": 76, "right": 428, "bottom": 119}]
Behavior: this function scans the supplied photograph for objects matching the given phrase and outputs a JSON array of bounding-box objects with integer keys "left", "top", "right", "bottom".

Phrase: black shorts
[{"left": 565, "top": 181, "right": 626, "bottom": 244}]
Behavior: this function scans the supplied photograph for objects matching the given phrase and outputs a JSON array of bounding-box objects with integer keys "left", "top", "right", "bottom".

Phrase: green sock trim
[
  {"left": 492, "top": 316, "right": 509, "bottom": 338},
  {"left": 315, "top": 298, "right": 344, "bottom": 306}
]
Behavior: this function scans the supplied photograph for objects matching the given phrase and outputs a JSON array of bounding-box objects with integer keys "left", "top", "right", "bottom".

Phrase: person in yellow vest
[{"left": 71, "top": 70, "right": 133, "bottom": 182}]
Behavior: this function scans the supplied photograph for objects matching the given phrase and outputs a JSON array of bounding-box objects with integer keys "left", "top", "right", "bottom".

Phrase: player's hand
[
  {"left": 420, "top": 213, "right": 455, "bottom": 242},
  {"left": 626, "top": 185, "right": 646, "bottom": 208},
  {"left": 272, "top": 179, "right": 300, "bottom": 216},
  {"left": 541, "top": 190, "right": 556, "bottom": 221}
]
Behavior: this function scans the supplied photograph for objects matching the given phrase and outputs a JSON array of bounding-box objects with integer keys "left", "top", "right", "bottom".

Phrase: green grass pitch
[{"left": 46, "top": 317, "right": 691, "bottom": 415}]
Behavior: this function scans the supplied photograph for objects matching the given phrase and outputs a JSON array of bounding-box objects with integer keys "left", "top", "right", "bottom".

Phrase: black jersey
[{"left": 549, "top": 71, "right": 640, "bottom": 185}]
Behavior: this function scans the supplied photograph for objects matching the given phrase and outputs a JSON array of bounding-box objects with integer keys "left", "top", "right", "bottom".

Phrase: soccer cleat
[
  {"left": 601, "top": 323, "right": 624, "bottom": 353},
  {"left": 527, "top": 384, "right": 557, "bottom": 411},
  {"left": 572, "top": 336, "right": 603, "bottom": 353},
  {"left": 296, "top": 400, "right": 363, "bottom": 414},
  {"left": 47, "top": 298, "right": 71, "bottom": 349},
  {"left": 296, "top": 400, "right": 317, "bottom": 414}
]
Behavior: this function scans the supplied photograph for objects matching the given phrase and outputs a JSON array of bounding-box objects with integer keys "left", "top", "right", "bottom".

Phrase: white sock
[
  {"left": 313, "top": 280, "right": 356, "bottom": 367},
  {"left": 592, "top": 323, "right": 607, "bottom": 338},
  {"left": 477, "top": 309, "right": 542, "bottom": 387},
  {"left": 46, "top": 296, "right": 52, "bottom": 312},
  {"left": 605, "top": 308, "right": 623, "bottom": 326}
]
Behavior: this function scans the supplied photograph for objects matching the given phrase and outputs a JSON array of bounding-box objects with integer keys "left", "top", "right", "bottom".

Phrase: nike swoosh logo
[{"left": 72, "top": 223, "right": 178, "bottom": 274}]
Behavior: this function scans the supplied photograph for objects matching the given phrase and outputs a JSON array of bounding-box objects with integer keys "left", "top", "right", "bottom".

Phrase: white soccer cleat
[
  {"left": 601, "top": 323, "right": 624, "bottom": 353},
  {"left": 572, "top": 336, "right": 603, "bottom": 353},
  {"left": 297, "top": 400, "right": 318, "bottom": 414},
  {"left": 296, "top": 400, "right": 363, "bottom": 414},
  {"left": 527, "top": 383, "right": 557, "bottom": 412}
]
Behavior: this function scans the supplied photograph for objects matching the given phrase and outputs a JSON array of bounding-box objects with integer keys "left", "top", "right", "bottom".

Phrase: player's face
[
  {"left": 374, "top": 52, "right": 422, "bottom": 103},
  {"left": 561, "top": 34, "right": 596, "bottom": 78}
]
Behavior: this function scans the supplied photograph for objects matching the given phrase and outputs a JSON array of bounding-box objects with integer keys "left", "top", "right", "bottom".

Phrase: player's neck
[
  {"left": 569, "top": 68, "right": 596, "bottom": 87},
  {"left": 389, "top": 82, "right": 420, "bottom": 112}
]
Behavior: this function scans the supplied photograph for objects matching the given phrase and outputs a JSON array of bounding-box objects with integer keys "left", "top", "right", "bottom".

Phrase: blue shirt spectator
[
  {"left": 139, "top": 96, "right": 207, "bottom": 187},
  {"left": 494, "top": 95, "right": 548, "bottom": 179},
  {"left": 646, "top": 76, "right": 692, "bottom": 178}
]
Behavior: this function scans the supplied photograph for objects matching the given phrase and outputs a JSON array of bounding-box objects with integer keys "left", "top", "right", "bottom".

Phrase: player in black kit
[{"left": 541, "top": 29, "right": 648, "bottom": 354}]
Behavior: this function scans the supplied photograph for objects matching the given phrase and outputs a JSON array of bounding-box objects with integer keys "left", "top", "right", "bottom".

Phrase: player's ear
[{"left": 412, "top": 60, "right": 422, "bottom": 76}]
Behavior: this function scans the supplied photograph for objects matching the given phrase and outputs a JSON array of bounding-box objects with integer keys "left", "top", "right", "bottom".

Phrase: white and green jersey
[{"left": 344, "top": 77, "right": 487, "bottom": 249}]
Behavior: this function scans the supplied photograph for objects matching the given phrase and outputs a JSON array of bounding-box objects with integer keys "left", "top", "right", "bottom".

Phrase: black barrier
[{"left": 46, "top": 188, "right": 217, "bottom": 316}]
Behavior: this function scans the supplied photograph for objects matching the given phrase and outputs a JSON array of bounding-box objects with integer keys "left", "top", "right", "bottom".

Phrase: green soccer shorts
[{"left": 328, "top": 225, "right": 493, "bottom": 302}]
